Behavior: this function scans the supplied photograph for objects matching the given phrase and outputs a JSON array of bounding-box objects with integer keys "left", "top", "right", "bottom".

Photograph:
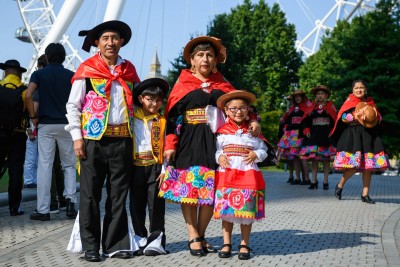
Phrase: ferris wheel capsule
[{"left": 15, "top": 27, "right": 31, "bottom": 43}]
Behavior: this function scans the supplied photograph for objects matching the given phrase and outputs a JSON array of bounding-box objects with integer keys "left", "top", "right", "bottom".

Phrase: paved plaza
[{"left": 0, "top": 171, "right": 399, "bottom": 266}]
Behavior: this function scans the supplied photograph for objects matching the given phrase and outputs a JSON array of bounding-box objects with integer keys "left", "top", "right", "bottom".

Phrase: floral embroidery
[
  {"left": 214, "top": 188, "right": 265, "bottom": 220},
  {"left": 158, "top": 165, "right": 215, "bottom": 206},
  {"left": 333, "top": 150, "right": 389, "bottom": 171}
]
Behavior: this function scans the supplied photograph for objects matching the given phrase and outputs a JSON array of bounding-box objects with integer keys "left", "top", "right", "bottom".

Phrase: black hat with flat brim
[
  {"left": 133, "top": 78, "right": 170, "bottom": 106},
  {"left": 79, "top": 20, "right": 132, "bottom": 52},
  {"left": 0, "top": 59, "right": 27, "bottom": 73}
]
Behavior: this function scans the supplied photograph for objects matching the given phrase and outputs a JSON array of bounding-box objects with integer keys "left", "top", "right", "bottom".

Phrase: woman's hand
[
  {"left": 218, "top": 155, "right": 230, "bottom": 169},
  {"left": 243, "top": 150, "right": 258, "bottom": 165},
  {"left": 248, "top": 120, "right": 261, "bottom": 136},
  {"left": 164, "top": 149, "right": 176, "bottom": 164},
  {"left": 156, "top": 173, "right": 165, "bottom": 189}
]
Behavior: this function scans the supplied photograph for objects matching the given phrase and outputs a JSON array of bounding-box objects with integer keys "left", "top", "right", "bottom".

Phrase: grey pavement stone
[{"left": 0, "top": 171, "right": 399, "bottom": 266}]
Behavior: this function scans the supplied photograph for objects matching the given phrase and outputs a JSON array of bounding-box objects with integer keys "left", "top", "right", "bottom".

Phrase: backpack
[{"left": 0, "top": 83, "right": 26, "bottom": 132}]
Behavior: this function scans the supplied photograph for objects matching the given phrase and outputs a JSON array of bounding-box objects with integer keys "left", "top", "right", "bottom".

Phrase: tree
[
  {"left": 298, "top": 0, "right": 400, "bottom": 155},
  {"left": 165, "top": 0, "right": 302, "bottom": 142}
]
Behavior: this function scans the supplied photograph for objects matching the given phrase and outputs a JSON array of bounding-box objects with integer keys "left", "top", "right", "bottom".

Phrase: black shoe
[
  {"left": 111, "top": 251, "right": 133, "bottom": 259},
  {"left": 10, "top": 209, "right": 24, "bottom": 216},
  {"left": 24, "top": 183, "right": 37, "bottom": 188},
  {"left": 290, "top": 179, "right": 301, "bottom": 185},
  {"left": 238, "top": 245, "right": 252, "bottom": 260},
  {"left": 218, "top": 244, "right": 232, "bottom": 258},
  {"left": 308, "top": 181, "right": 318, "bottom": 189},
  {"left": 66, "top": 198, "right": 77, "bottom": 219},
  {"left": 199, "top": 236, "right": 218, "bottom": 253},
  {"left": 133, "top": 247, "right": 144, "bottom": 256},
  {"left": 323, "top": 183, "right": 329, "bottom": 190},
  {"left": 335, "top": 183, "right": 342, "bottom": 200},
  {"left": 188, "top": 237, "right": 206, "bottom": 256},
  {"left": 286, "top": 177, "right": 294, "bottom": 183},
  {"left": 83, "top": 250, "right": 101, "bottom": 262},
  {"left": 58, "top": 196, "right": 67, "bottom": 211},
  {"left": 50, "top": 202, "right": 60, "bottom": 214},
  {"left": 144, "top": 249, "right": 161, "bottom": 256},
  {"left": 30, "top": 212, "right": 50, "bottom": 221},
  {"left": 300, "top": 179, "right": 311, "bottom": 185},
  {"left": 361, "top": 195, "right": 375, "bottom": 204}
]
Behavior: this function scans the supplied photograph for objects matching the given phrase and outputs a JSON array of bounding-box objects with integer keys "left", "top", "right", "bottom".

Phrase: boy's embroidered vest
[{"left": 81, "top": 78, "right": 134, "bottom": 140}]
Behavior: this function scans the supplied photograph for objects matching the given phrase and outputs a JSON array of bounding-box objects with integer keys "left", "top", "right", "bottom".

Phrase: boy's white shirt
[{"left": 133, "top": 110, "right": 166, "bottom": 174}]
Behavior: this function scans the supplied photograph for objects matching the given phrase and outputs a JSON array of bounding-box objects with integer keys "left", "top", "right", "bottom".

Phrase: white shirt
[{"left": 65, "top": 55, "right": 128, "bottom": 141}]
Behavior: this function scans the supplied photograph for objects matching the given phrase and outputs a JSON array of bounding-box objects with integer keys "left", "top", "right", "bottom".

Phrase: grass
[{"left": 0, "top": 172, "right": 9, "bottom": 192}]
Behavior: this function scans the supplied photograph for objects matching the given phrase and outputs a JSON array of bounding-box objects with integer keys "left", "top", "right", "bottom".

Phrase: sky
[{"left": 0, "top": 0, "right": 375, "bottom": 81}]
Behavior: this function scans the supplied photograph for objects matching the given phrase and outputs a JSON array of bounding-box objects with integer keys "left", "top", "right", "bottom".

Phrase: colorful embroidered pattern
[
  {"left": 158, "top": 165, "right": 215, "bottom": 206},
  {"left": 299, "top": 145, "right": 336, "bottom": 161},
  {"left": 223, "top": 144, "right": 253, "bottom": 157},
  {"left": 277, "top": 130, "right": 303, "bottom": 148},
  {"left": 214, "top": 188, "right": 265, "bottom": 221},
  {"left": 333, "top": 150, "right": 389, "bottom": 171},
  {"left": 81, "top": 79, "right": 134, "bottom": 140}
]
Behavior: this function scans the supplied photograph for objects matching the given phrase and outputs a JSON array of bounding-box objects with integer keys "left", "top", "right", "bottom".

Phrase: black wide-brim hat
[
  {"left": 79, "top": 20, "right": 132, "bottom": 52},
  {"left": 0, "top": 59, "right": 27, "bottom": 73},
  {"left": 133, "top": 78, "right": 170, "bottom": 106}
]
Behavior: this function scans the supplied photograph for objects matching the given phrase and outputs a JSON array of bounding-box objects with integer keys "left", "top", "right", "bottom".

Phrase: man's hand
[
  {"left": 74, "top": 139, "right": 86, "bottom": 159},
  {"left": 163, "top": 149, "right": 176, "bottom": 164}
]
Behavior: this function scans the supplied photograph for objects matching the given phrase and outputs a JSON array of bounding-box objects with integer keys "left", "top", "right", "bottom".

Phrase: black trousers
[
  {"left": 129, "top": 164, "right": 166, "bottom": 247},
  {"left": 79, "top": 137, "right": 132, "bottom": 253},
  {"left": 0, "top": 131, "right": 26, "bottom": 212}
]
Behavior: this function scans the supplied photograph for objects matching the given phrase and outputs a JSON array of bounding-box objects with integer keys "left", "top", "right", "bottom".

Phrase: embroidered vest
[{"left": 81, "top": 78, "right": 134, "bottom": 140}]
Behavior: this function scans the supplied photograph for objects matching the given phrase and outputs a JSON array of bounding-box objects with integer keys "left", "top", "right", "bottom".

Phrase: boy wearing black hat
[
  {"left": 65, "top": 20, "right": 140, "bottom": 262},
  {"left": 130, "top": 78, "right": 169, "bottom": 256}
]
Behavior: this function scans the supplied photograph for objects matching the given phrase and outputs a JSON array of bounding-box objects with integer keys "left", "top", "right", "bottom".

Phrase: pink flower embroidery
[{"left": 91, "top": 97, "right": 108, "bottom": 114}]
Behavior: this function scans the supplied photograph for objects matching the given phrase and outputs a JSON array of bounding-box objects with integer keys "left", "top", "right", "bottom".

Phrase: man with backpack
[{"left": 0, "top": 59, "right": 28, "bottom": 216}]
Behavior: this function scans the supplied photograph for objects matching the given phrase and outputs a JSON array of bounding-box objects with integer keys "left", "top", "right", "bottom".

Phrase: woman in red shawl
[
  {"left": 158, "top": 36, "right": 260, "bottom": 256},
  {"left": 330, "top": 80, "right": 389, "bottom": 204},
  {"left": 299, "top": 85, "right": 337, "bottom": 190},
  {"left": 277, "top": 90, "right": 311, "bottom": 185}
]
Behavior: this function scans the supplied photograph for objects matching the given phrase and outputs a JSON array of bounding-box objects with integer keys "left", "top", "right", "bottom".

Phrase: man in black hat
[
  {"left": 0, "top": 59, "right": 27, "bottom": 216},
  {"left": 65, "top": 20, "right": 140, "bottom": 262}
]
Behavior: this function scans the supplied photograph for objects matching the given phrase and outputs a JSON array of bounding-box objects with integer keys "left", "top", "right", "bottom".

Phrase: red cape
[
  {"left": 164, "top": 69, "right": 236, "bottom": 118},
  {"left": 303, "top": 100, "right": 337, "bottom": 121},
  {"left": 281, "top": 100, "right": 310, "bottom": 122},
  {"left": 330, "top": 93, "right": 380, "bottom": 136},
  {"left": 72, "top": 53, "right": 140, "bottom": 106}
]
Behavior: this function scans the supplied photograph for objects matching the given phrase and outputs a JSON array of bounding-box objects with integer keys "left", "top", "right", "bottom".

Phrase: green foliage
[
  {"left": 299, "top": 0, "right": 400, "bottom": 156},
  {"left": 259, "top": 109, "right": 283, "bottom": 146},
  {"left": 165, "top": 0, "right": 303, "bottom": 113}
]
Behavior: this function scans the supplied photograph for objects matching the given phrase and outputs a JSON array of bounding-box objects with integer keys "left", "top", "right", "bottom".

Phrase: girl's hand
[
  {"left": 243, "top": 150, "right": 258, "bottom": 165},
  {"left": 218, "top": 155, "right": 230, "bottom": 169},
  {"left": 248, "top": 121, "right": 261, "bottom": 136}
]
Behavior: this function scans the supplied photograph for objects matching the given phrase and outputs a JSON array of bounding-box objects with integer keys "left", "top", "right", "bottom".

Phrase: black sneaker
[
  {"left": 66, "top": 198, "right": 77, "bottom": 219},
  {"left": 58, "top": 196, "right": 67, "bottom": 211},
  {"left": 50, "top": 202, "right": 60, "bottom": 214},
  {"left": 30, "top": 212, "right": 50, "bottom": 221}
]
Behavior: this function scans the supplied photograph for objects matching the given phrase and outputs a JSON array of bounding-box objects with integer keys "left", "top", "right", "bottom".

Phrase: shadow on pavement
[{"left": 164, "top": 229, "right": 377, "bottom": 255}]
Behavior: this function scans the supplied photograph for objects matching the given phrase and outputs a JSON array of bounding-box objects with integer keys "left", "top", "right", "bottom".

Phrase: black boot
[
  {"left": 66, "top": 198, "right": 77, "bottom": 219},
  {"left": 308, "top": 181, "right": 318, "bottom": 189}
]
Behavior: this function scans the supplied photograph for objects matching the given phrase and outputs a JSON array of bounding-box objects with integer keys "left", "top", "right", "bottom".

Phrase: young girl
[
  {"left": 299, "top": 85, "right": 337, "bottom": 190},
  {"left": 214, "top": 90, "right": 267, "bottom": 260}
]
